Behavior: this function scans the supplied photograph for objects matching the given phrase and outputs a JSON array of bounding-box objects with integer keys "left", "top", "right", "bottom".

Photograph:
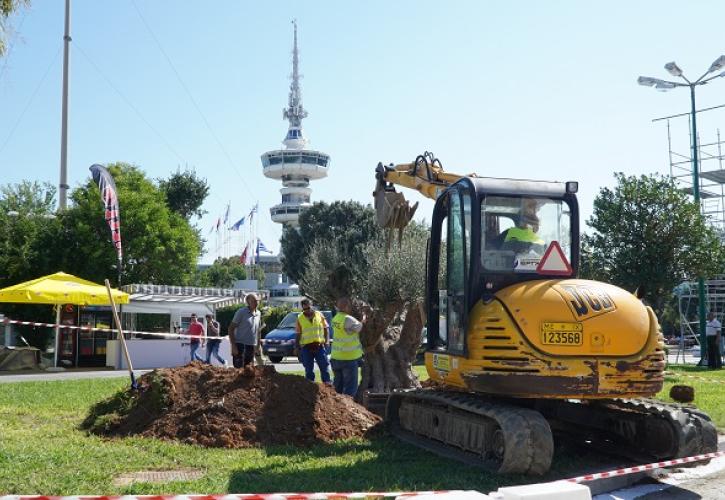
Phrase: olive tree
[{"left": 301, "top": 223, "right": 429, "bottom": 398}]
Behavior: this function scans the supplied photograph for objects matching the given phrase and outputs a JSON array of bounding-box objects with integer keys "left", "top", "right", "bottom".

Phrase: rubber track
[
  {"left": 587, "top": 398, "right": 718, "bottom": 460},
  {"left": 387, "top": 389, "right": 554, "bottom": 475}
]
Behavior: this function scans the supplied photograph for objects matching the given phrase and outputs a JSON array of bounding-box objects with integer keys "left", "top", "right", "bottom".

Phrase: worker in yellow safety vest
[
  {"left": 330, "top": 297, "right": 366, "bottom": 396},
  {"left": 295, "top": 298, "right": 331, "bottom": 384},
  {"left": 498, "top": 198, "right": 545, "bottom": 254}
]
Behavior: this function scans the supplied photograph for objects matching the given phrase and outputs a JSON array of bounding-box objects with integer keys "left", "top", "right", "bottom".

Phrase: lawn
[{"left": 0, "top": 364, "right": 721, "bottom": 495}]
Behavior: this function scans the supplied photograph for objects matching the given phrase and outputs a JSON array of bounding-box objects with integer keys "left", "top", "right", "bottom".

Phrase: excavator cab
[{"left": 425, "top": 177, "right": 580, "bottom": 353}]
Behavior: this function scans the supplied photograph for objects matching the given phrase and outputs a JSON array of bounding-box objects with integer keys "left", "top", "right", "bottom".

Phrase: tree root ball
[{"left": 669, "top": 384, "right": 695, "bottom": 403}]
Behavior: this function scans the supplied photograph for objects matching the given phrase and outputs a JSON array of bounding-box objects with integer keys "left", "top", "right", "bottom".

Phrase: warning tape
[
  {"left": 564, "top": 450, "right": 725, "bottom": 483},
  {"left": 665, "top": 370, "right": 725, "bottom": 385},
  {"left": 0, "top": 491, "right": 466, "bottom": 499},
  {"left": 2, "top": 318, "right": 209, "bottom": 342}
]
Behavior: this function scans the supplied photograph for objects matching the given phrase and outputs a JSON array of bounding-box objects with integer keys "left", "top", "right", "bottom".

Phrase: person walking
[
  {"left": 706, "top": 312, "right": 722, "bottom": 370},
  {"left": 330, "top": 297, "right": 365, "bottom": 396},
  {"left": 186, "top": 313, "right": 204, "bottom": 363},
  {"left": 228, "top": 294, "right": 262, "bottom": 369},
  {"left": 295, "top": 298, "right": 331, "bottom": 384},
  {"left": 204, "top": 314, "right": 225, "bottom": 366}
]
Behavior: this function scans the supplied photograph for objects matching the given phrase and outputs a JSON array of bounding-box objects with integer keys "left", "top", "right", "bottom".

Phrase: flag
[
  {"left": 257, "top": 239, "right": 272, "bottom": 254},
  {"left": 230, "top": 216, "right": 245, "bottom": 230},
  {"left": 89, "top": 164, "right": 122, "bottom": 262},
  {"left": 239, "top": 244, "right": 249, "bottom": 265},
  {"left": 223, "top": 203, "right": 230, "bottom": 224},
  {"left": 248, "top": 203, "right": 258, "bottom": 222},
  {"left": 215, "top": 217, "right": 221, "bottom": 232}
]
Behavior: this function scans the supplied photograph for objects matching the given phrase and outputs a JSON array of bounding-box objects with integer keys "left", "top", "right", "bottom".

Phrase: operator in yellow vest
[
  {"left": 295, "top": 298, "right": 331, "bottom": 384},
  {"left": 498, "top": 198, "right": 545, "bottom": 254},
  {"left": 330, "top": 297, "right": 366, "bottom": 396}
]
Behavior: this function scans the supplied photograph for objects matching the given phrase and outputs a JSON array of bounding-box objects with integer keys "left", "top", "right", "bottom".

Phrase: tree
[
  {"left": 0, "top": 0, "right": 28, "bottom": 57},
  {"left": 583, "top": 172, "right": 725, "bottom": 314},
  {"left": 280, "top": 201, "right": 380, "bottom": 284},
  {"left": 301, "top": 222, "right": 429, "bottom": 397},
  {"left": 57, "top": 163, "right": 202, "bottom": 286},
  {"left": 0, "top": 181, "right": 61, "bottom": 286},
  {"left": 158, "top": 168, "right": 209, "bottom": 220}
]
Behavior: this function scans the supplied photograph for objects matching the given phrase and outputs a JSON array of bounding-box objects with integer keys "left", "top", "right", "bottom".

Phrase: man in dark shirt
[{"left": 204, "top": 314, "right": 225, "bottom": 366}]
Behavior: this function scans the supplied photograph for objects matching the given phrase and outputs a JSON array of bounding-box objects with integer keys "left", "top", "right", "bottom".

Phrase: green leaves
[
  {"left": 158, "top": 168, "right": 210, "bottom": 220},
  {"left": 582, "top": 172, "right": 725, "bottom": 313},
  {"left": 0, "top": 163, "right": 203, "bottom": 289},
  {"left": 280, "top": 201, "right": 381, "bottom": 285}
]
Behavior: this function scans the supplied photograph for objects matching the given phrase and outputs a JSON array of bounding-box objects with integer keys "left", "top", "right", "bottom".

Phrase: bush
[{"left": 261, "top": 305, "right": 293, "bottom": 336}]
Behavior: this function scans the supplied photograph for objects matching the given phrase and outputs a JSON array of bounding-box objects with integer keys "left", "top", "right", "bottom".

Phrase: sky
[{"left": 1, "top": 1, "right": 725, "bottom": 264}]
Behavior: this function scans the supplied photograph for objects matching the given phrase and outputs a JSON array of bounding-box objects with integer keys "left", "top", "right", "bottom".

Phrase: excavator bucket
[{"left": 374, "top": 186, "right": 419, "bottom": 249}]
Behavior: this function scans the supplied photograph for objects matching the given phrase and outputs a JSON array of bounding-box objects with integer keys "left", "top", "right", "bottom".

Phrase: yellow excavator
[{"left": 373, "top": 152, "right": 717, "bottom": 475}]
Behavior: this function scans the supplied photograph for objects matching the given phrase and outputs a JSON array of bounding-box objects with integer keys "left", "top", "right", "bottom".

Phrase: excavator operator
[{"left": 492, "top": 198, "right": 545, "bottom": 254}]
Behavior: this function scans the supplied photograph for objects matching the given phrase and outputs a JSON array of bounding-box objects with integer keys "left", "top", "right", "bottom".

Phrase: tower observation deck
[{"left": 261, "top": 21, "right": 329, "bottom": 227}]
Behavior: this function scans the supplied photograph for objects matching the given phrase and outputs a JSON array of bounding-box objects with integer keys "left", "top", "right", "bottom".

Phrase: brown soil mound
[{"left": 83, "top": 363, "right": 381, "bottom": 448}]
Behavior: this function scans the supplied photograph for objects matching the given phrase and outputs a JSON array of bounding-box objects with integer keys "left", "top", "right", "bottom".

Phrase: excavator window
[{"left": 481, "top": 196, "right": 572, "bottom": 273}]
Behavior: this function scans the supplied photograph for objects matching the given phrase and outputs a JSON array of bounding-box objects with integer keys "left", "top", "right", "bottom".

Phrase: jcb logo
[{"left": 558, "top": 284, "right": 616, "bottom": 320}]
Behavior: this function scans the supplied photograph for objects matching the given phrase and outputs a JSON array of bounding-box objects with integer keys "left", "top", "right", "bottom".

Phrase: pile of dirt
[{"left": 82, "top": 363, "right": 381, "bottom": 448}]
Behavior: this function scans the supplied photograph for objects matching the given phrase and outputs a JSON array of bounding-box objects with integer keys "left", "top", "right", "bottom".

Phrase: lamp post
[{"left": 639, "top": 55, "right": 725, "bottom": 363}]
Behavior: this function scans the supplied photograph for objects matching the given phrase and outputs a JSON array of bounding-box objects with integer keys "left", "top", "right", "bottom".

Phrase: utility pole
[{"left": 59, "top": 0, "right": 71, "bottom": 210}]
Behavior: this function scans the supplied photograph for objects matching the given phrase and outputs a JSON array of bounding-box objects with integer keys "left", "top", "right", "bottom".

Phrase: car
[{"left": 262, "top": 310, "right": 333, "bottom": 363}]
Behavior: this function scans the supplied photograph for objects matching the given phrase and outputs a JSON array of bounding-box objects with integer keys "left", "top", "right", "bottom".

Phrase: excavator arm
[{"left": 373, "top": 152, "right": 470, "bottom": 233}]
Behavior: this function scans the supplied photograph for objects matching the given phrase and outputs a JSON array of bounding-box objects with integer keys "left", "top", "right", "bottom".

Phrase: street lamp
[{"left": 639, "top": 55, "right": 725, "bottom": 363}]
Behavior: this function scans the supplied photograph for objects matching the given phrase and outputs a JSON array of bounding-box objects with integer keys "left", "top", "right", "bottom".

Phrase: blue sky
[{"left": 1, "top": 1, "right": 725, "bottom": 263}]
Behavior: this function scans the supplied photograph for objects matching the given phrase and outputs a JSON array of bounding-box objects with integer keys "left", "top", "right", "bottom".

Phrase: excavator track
[
  {"left": 385, "top": 390, "right": 717, "bottom": 476},
  {"left": 386, "top": 389, "right": 554, "bottom": 475},
  {"left": 535, "top": 398, "right": 718, "bottom": 463}
]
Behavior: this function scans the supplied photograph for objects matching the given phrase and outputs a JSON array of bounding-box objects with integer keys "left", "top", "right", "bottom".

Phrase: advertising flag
[{"left": 89, "top": 164, "right": 122, "bottom": 262}]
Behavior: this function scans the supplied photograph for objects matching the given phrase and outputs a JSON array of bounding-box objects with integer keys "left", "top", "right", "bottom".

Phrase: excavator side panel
[{"left": 425, "top": 287, "right": 665, "bottom": 398}]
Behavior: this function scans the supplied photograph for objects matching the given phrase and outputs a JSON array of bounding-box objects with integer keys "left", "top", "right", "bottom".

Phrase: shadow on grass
[{"left": 226, "top": 435, "right": 626, "bottom": 494}]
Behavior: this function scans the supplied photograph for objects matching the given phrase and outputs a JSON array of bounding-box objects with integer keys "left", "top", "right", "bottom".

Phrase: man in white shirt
[{"left": 705, "top": 312, "right": 722, "bottom": 370}]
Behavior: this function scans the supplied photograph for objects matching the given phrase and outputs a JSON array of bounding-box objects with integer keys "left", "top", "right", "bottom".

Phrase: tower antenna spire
[{"left": 283, "top": 19, "right": 307, "bottom": 128}]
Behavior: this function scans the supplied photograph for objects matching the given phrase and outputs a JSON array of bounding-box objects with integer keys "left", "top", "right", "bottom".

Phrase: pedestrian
[
  {"left": 204, "top": 314, "right": 226, "bottom": 366},
  {"left": 295, "top": 298, "right": 331, "bottom": 384},
  {"left": 186, "top": 313, "right": 205, "bottom": 363},
  {"left": 706, "top": 312, "right": 722, "bottom": 370},
  {"left": 330, "top": 297, "right": 365, "bottom": 396},
  {"left": 228, "top": 294, "right": 262, "bottom": 369}
]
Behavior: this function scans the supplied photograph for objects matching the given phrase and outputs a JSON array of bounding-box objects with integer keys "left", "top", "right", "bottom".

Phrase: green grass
[
  {"left": 0, "top": 364, "right": 721, "bottom": 494},
  {"left": 661, "top": 364, "right": 725, "bottom": 429}
]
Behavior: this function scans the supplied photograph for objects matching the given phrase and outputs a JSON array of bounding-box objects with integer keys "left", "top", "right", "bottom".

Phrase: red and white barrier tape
[
  {"left": 565, "top": 450, "right": 725, "bottom": 483},
  {"left": 0, "top": 491, "right": 466, "bottom": 499},
  {"left": 2, "top": 318, "right": 208, "bottom": 342},
  {"left": 665, "top": 370, "right": 725, "bottom": 385}
]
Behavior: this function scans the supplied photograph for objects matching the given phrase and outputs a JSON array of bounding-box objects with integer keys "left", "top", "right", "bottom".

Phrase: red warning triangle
[{"left": 536, "top": 241, "right": 572, "bottom": 276}]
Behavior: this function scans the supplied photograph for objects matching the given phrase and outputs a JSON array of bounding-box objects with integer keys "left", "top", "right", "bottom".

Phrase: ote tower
[{"left": 262, "top": 21, "right": 330, "bottom": 227}]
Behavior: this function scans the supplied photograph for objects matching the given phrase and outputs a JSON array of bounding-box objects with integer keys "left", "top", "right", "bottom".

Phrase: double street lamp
[{"left": 638, "top": 55, "right": 725, "bottom": 362}]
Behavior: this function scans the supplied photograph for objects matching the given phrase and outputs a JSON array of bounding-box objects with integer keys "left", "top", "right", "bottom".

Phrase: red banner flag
[{"left": 89, "top": 164, "right": 123, "bottom": 263}]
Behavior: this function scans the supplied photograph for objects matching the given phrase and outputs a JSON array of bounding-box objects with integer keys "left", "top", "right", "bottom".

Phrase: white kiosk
[{"left": 106, "top": 284, "right": 265, "bottom": 369}]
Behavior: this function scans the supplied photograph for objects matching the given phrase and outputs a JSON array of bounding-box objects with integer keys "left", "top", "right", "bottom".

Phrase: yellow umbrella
[
  {"left": 0, "top": 271, "right": 129, "bottom": 305},
  {"left": 0, "top": 272, "right": 129, "bottom": 368}
]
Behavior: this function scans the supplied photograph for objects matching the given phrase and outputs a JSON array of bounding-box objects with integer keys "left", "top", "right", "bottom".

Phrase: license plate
[
  {"left": 266, "top": 347, "right": 279, "bottom": 352},
  {"left": 541, "top": 322, "right": 583, "bottom": 345}
]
